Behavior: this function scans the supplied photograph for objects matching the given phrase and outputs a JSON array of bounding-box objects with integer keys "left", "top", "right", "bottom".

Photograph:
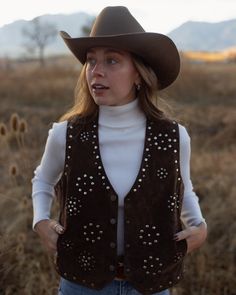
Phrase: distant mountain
[
  {"left": 168, "top": 19, "right": 236, "bottom": 51},
  {"left": 0, "top": 13, "right": 236, "bottom": 58},
  {"left": 0, "top": 12, "right": 94, "bottom": 58}
]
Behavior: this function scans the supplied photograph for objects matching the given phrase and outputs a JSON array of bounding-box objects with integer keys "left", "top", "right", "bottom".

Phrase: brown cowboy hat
[{"left": 60, "top": 6, "right": 180, "bottom": 89}]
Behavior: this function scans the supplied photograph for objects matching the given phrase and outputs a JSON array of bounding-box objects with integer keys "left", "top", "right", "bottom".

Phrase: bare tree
[{"left": 22, "top": 17, "right": 57, "bottom": 66}]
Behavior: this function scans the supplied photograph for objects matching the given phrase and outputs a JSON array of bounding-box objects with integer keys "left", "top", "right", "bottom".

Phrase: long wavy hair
[{"left": 59, "top": 54, "right": 170, "bottom": 122}]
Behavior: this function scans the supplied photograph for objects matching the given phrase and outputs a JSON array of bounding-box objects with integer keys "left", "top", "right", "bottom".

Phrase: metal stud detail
[
  {"left": 132, "top": 122, "right": 152, "bottom": 193},
  {"left": 138, "top": 225, "right": 161, "bottom": 246},
  {"left": 90, "top": 122, "right": 114, "bottom": 191},
  {"left": 157, "top": 168, "right": 168, "bottom": 180},
  {"left": 174, "top": 252, "right": 184, "bottom": 262},
  {"left": 66, "top": 196, "right": 82, "bottom": 216},
  {"left": 78, "top": 251, "right": 95, "bottom": 272},
  {"left": 168, "top": 193, "right": 180, "bottom": 211},
  {"left": 142, "top": 256, "right": 163, "bottom": 276},
  {"left": 75, "top": 174, "right": 95, "bottom": 195},
  {"left": 151, "top": 128, "right": 178, "bottom": 152},
  {"left": 82, "top": 223, "right": 103, "bottom": 243},
  {"left": 61, "top": 239, "right": 74, "bottom": 250},
  {"left": 80, "top": 131, "right": 92, "bottom": 142}
]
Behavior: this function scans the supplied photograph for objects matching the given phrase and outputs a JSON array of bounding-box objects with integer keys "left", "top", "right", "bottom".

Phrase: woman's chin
[{"left": 93, "top": 97, "right": 112, "bottom": 106}]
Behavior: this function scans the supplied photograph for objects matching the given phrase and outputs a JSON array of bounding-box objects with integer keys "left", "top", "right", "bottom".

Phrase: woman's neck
[{"left": 98, "top": 98, "right": 146, "bottom": 128}]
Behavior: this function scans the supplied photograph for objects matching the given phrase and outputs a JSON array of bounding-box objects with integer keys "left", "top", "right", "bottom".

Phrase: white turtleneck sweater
[{"left": 32, "top": 99, "right": 205, "bottom": 255}]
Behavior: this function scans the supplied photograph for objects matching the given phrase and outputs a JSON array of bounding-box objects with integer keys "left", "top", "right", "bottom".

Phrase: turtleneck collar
[{"left": 98, "top": 98, "right": 146, "bottom": 128}]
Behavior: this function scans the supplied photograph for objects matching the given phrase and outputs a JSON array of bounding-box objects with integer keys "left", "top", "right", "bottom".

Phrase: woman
[{"left": 32, "top": 6, "right": 207, "bottom": 295}]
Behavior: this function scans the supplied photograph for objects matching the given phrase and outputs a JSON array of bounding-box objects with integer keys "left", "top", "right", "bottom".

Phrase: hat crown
[{"left": 90, "top": 6, "right": 145, "bottom": 37}]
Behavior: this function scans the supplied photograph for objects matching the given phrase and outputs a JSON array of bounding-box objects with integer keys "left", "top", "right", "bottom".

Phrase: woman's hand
[
  {"left": 174, "top": 222, "right": 207, "bottom": 254},
  {"left": 34, "top": 219, "right": 65, "bottom": 254}
]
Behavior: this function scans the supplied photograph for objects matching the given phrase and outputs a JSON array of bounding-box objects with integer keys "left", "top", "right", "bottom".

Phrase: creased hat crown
[{"left": 90, "top": 6, "right": 145, "bottom": 36}]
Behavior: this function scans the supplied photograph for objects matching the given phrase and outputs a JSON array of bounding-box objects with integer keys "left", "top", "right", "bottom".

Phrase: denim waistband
[{"left": 59, "top": 278, "right": 170, "bottom": 295}]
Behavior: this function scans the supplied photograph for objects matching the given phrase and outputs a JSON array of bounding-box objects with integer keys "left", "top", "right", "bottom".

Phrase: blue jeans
[{"left": 58, "top": 278, "right": 170, "bottom": 295}]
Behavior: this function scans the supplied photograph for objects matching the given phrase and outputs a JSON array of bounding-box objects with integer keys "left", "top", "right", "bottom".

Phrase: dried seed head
[
  {"left": 19, "top": 119, "right": 28, "bottom": 133},
  {"left": 9, "top": 163, "right": 19, "bottom": 177},
  {"left": 16, "top": 243, "right": 24, "bottom": 255},
  {"left": 10, "top": 113, "right": 20, "bottom": 132},
  {"left": 0, "top": 123, "right": 7, "bottom": 136},
  {"left": 22, "top": 196, "right": 29, "bottom": 208}
]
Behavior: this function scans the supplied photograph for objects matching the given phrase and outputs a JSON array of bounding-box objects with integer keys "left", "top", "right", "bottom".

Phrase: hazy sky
[{"left": 0, "top": 0, "right": 236, "bottom": 33}]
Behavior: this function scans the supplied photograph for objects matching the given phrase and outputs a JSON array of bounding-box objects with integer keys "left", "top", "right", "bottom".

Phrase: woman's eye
[
  {"left": 86, "top": 57, "right": 96, "bottom": 66},
  {"left": 107, "top": 58, "right": 117, "bottom": 65}
]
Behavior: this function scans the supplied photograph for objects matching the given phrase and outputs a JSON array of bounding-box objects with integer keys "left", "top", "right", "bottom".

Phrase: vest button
[
  {"left": 126, "top": 219, "right": 130, "bottom": 224},
  {"left": 110, "top": 242, "right": 116, "bottom": 248},
  {"left": 126, "top": 243, "right": 130, "bottom": 248},
  {"left": 109, "top": 265, "right": 115, "bottom": 271},
  {"left": 110, "top": 218, "right": 116, "bottom": 224},
  {"left": 125, "top": 268, "right": 131, "bottom": 273},
  {"left": 110, "top": 194, "right": 117, "bottom": 201}
]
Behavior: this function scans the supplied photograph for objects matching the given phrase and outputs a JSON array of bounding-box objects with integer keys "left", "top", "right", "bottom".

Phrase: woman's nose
[{"left": 92, "top": 62, "right": 105, "bottom": 77}]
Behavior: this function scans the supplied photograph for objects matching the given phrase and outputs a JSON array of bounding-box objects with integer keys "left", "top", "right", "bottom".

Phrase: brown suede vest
[{"left": 54, "top": 114, "right": 187, "bottom": 295}]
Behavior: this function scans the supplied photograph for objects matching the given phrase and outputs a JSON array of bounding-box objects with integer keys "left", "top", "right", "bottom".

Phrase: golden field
[
  {"left": 182, "top": 49, "right": 236, "bottom": 63},
  {"left": 0, "top": 55, "right": 235, "bottom": 295}
]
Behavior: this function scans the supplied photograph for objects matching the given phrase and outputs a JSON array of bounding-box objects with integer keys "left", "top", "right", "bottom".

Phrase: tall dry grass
[{"left": 0, "top": 57, "right": 235, "bottom": 294}]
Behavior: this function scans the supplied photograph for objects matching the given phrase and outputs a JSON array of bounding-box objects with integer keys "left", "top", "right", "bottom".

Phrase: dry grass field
[
  {"left": 182, "top": 49, "right": 236, "bottom": 63},
  {"left": 0, "top": 55, "right": 235, "bottom": 295}
]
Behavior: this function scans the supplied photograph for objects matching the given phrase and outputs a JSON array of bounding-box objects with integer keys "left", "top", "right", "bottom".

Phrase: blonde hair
[
  {"left": 59, "top": 54, "right": 170, "bottom": 122},
  {"left": 132, "top": 56, "right": 167, "bottom": 120},
  {"left": 59, "top": 66, "right": 98, "bottom": 122}
]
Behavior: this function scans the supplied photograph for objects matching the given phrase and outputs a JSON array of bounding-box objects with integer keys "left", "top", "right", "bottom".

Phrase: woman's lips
[
  {"left": 91, "top": 83, "right": 109, "bottom": 94},
  {"left": 92, "top": 83, "right": 109, "bottom": 90}
]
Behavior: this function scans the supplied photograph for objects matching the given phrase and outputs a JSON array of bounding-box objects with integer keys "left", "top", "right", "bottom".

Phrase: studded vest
[{"left": 55, "top": 114, "right": 187, "bottom": 295}]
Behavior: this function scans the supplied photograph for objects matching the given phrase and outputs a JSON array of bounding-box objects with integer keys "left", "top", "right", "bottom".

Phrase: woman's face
[{"left": 86, "top": 47, "right": 140, "bottom": 106}]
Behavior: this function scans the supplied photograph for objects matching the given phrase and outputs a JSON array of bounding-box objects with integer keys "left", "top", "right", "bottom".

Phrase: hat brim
[{"left": 60, "top": 31, "right": 180, "bottom": 89}]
